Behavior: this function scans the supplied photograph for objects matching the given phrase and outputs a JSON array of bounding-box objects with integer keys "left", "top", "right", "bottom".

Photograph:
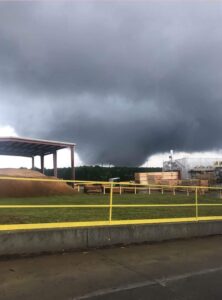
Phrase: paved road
[{"left": 1, "top": 236, "right": 222, "bottom": 300}]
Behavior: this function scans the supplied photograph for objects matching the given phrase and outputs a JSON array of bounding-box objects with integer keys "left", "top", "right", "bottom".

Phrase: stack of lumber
[
  {"left": 103, "top": 186, "right": 121, "bottom": 194},
  {"left": 160, "top": 179, "right": 178, "bottom": 186},
  {"left": 135, "top": 173, "right": 149, "bottom": 185},
  {"left": 135, "top": 172, "right": 179, "bottom": 186},
  {"left": 160, "top": 172, "right": 179, "bottom": 186},
  {"left": 199, "top": 180, "right": 209, "bottom": 186},
  {"left": 178, "top": 179, "right": 209, "bottom": 192},
  {"left": 84, "top": 184, "right": 103, "bottom": 194},
  {"left": 122, "top": 187, "right": 136, "bottom": 193},
  {"left": 192, "top": 172, "right": 215, "bottom": 185},
  {"left": 179, "top": 179, "right": 208, "bottom": 186}
]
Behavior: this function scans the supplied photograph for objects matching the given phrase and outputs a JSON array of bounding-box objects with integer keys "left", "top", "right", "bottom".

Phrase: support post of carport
[
  {"left": 31, "top": 156, "right": 35, "bottom": 170},
  {"left": 40, "top": 155, "right": 45, "bottom": 174},
  {"left": 53, "top": 151, "right": 58, "bottom": 178},
  {"left": 71, "top": 146, "right": 75, "bottom": 187}
]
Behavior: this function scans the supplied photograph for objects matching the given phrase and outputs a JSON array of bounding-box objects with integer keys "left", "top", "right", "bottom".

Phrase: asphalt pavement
[{"left": 1, "top": 235, "right": 222, "bottom": 300}]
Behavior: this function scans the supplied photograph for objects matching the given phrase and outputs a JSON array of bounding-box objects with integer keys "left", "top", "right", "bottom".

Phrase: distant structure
[
  {"left": 163, "top": 151, "right": 222, "bottom": 183},
  {"left": 0, "top": 137, "right": 76, "bottom": 179}
]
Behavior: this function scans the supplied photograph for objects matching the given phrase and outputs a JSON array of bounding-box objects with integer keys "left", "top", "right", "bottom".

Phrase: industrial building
[{"left": 163, "top": 154, "right": 222, "bottom": 184}]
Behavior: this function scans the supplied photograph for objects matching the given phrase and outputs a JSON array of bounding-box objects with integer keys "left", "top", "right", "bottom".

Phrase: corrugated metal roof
[{"left": 0, "top": 136, "right": 75, "bottom": 157}]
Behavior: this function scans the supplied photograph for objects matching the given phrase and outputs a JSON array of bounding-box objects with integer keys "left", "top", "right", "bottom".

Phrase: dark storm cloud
[{"left": 0, "top": 1, "right": 222, "bottom": 165}]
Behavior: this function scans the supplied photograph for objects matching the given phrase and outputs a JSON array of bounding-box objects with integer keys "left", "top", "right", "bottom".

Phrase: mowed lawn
[{"left": 0, "top": 191, "right": 222, "bottom": 224}]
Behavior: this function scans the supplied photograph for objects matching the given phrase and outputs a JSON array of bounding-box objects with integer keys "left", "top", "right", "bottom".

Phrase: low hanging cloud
[{"left": 0, "top": 1, "right": 222, "bottom": 166}]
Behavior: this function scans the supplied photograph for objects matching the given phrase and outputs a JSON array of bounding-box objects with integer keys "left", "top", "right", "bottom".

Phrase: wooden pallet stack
[
  {"left": 135, "top": 172, "right": 179, "bottom": 185},
  {"left": 84, "top": 184, "right": 103, "bottom": 194},
  {"left": 160, "top": 172, "right": 179, "bottom": 186},
  {"left": 134, "top": 173, "right": 149, "bottom": 185}
]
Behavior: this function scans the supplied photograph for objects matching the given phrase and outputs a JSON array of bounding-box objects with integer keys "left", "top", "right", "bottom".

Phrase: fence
[{"left": 0, "top": 176, "right": 222, "bottom": 231}]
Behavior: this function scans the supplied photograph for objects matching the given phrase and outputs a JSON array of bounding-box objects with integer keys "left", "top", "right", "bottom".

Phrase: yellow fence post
[
  {"left": 195, "top": 187, "right": 198, "bottom": 221},
  {"left": 109, "top": 183, "right": 113, "bottom": 223}
]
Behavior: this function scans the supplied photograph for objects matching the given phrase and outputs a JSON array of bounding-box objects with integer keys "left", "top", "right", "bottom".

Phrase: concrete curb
[{"left": 1, "top": 221, "right": 222, "bottom": 256}]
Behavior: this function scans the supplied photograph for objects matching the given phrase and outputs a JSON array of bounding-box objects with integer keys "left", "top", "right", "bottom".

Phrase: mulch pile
[{"left": 0, "top": 168, "right": 75, "bottom": 198}]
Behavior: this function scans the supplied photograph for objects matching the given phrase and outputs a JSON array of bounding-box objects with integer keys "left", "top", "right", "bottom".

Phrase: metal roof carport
[{"left": 0, "top": 137, "right": 76, "bottom": 179}]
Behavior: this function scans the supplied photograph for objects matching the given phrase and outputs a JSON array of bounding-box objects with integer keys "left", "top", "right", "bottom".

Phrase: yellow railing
[{"left": 0, "top": 176, "right": 222, "bottom": 231}]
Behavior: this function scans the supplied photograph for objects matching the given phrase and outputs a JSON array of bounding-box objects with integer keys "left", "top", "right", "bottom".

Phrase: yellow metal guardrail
[{"left": 0, "top": 176, "right": 222, "bottom": 231}]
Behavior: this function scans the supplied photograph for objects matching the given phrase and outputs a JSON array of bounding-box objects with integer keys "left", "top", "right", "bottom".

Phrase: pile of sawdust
[{"left": 0, "top": 168, "right": 75, "bottom": 198}]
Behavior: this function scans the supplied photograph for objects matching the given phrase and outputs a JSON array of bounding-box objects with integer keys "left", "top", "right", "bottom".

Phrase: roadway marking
[{"left": 71, "top": 265, "right": 222, "bottom": 300}]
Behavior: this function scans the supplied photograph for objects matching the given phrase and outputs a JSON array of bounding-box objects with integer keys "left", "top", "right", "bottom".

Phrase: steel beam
[{"left": 53, "top": 151, "right": 58, "bottom": 178}]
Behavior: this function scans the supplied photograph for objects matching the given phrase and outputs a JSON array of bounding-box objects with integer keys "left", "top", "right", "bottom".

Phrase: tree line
[{"left": 44, "top": 165, "right": 161, "bottom": 181}]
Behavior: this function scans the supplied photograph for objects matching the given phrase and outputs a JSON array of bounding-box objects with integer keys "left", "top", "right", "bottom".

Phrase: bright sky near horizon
[{"left": 1, "top": 125, "right": 222, "bottom": 169}]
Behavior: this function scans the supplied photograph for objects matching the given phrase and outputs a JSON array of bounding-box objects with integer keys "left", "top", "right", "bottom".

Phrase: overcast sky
[{"left": 0, "top": 1, "right": 222, "bottom": 166}]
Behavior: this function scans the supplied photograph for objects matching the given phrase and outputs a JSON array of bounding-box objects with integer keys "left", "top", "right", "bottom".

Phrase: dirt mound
[
  {"left": 0, "top": 168, "right": 75, "bottom": 198},
  {"left": 0, "top": 168, "right": 47, "bottom": 178}
]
